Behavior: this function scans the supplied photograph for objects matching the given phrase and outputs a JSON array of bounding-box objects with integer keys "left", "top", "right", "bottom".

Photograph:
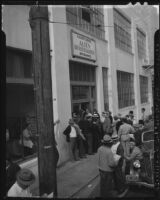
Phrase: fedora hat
[
  {"left": 16, "top": 168, "right": 35, "bottom": 187},
  {"left": 111, "top": 134, "right": 119, "bottom": 140},
  {"left": 101, "top": 135, "right": 113, "bottom": 144},
  {"left": 86, "top": 113, "right": 92, "bottom": 118},
  {"left": 93, "top": 113, "right": 99, "bottom": 118}
]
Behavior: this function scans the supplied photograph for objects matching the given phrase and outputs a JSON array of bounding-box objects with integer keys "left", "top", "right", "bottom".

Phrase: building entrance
[
  {"left": 69, "top": 60, "right": 97, "bottom": 115},
  {"left": 73, "top": 102, "right": 90, "bottom": 114}
]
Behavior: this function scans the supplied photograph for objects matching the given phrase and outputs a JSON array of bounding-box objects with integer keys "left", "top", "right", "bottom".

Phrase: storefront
[
  {"left": 69, "top": 31, "right": 97, "bottom": 115},
  {"left": 6, "top": 47, "right": 37, "bottom": 162}
]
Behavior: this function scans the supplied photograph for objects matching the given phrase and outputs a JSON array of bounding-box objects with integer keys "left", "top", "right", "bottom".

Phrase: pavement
[
  {"left": 56, "top": 153, "right": 99, "bottom": 198},
  {"left": 29, "top": 153, "right": 156, "bottom": 198},
  {"left": 31, "top": 153, "right": 100, "bottom": 198}
]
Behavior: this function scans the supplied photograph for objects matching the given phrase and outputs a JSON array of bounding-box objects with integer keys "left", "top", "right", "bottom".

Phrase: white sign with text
[{"left": 72, "top": 32, "right": 96, "bottom": 61}]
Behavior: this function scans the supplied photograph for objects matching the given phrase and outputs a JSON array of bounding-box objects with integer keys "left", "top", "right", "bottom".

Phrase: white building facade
[
  {"left": 3, "top": 4, "right": 158, "bottom": 166},
  {"left": 104, "top": 4, "right": 158, "bottom": 120}
]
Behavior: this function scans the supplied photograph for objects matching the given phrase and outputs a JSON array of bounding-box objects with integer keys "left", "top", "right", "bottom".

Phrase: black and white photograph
[{"left": 1, "top": 3, "right": 159, "bottom": 198}]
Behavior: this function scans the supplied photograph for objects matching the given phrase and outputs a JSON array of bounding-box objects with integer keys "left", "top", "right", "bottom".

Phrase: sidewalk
[
  {"left": 31, "top": 154, "right": 100, "bottom": 198},
  {"left": 57, "top": 153, "right": 99, "bottom": 198}
]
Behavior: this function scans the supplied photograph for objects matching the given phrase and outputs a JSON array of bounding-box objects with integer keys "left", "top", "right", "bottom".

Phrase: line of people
[
  {"left": 63, "top": 109, "right": 114, "bottom": 161},
  {"left": 62, "top": 109, "right": 137, "bottom": 163},
  {"left": 97, "top": 109, "right": 153, "bottom": 198}
]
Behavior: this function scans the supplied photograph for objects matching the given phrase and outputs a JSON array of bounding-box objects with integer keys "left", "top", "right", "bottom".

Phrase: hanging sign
[{"left": 71, "top": 31, "right": 96, "bottom": 61}]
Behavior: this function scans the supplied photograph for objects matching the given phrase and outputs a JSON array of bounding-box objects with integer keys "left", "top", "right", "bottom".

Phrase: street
[{"left": 89, "top": 179, "right": 155, "bottom": 198}]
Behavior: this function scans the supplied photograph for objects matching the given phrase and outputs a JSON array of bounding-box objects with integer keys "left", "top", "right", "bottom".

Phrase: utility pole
[{"left": 29, "top": 6, "right": 58, "bottom": 196}]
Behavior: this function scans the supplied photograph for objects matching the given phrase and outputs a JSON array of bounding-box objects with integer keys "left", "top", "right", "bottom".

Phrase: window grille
[
  {"left": 140, "top": 75, "right": 148, "bottom": 103},
  {"left": 102, "top": 68, "right": 109, "bottom": 111},
  {"left": 113, "top": 9, "right": 132, "bottom": 53},
  {"left": 66, "top": 5, "right": 105, "bottom": 40},
  {"left": 69, "top": 61, "right": 96, "bottom": 82},
  {"left": 117, "top": 70, "right": 135, "bottom": 108},
  {"left": 137, "top": 28, "right": 146, "bottom": 59}
]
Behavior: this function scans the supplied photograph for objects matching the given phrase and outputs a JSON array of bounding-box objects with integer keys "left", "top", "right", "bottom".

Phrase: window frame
[
  {"left": 117, "top": 70, "right": 135, "bottom": 109},
  {"left": 113, "top": 8, "right": 132, "bottom": 54},
  {"left": 137, "top": 28, "right": 146, "bottom": 59},
  {"left": 66, "top": 5, "right": 105, "bottom": 40},
  {"left": 140, "top": 75, "right": 149, "bottom": 104}
]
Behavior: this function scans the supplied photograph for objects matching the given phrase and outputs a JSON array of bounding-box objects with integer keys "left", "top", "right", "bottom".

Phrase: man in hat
[
  {"left": 97, "top": 135, "right": 117, "bottom": 197},
  {"left": 116, "top": 113, "right": 123, "bottom": 133},
  {"left": 7, "top": 168, "right": 35, "bottom": 197},
  {"left": 92, "top": 113, "right": 102, "bottom": 153},
  {"left": 118, "top": 117, "right": 135, "bottom": 158},
  {"left": 63, "top": 118, "right": 86, "bottom": 161},
  {"left": 141, "top": 108, "right": 146, "bottom": 123},
  {"left": 85, "top": 113, "right": 93, "bottom": 154},
  {"left": 125, "top": 138, "right": 143, "bottom": 174},
  {"left": 63, "top": 118, "right": 79, "bottom": 161},
  {"left": 111, "top": 134, "right": 128, "bottom": 197},
  {"left": 102, "top": 111, "right": 112, "bottom": 136}
]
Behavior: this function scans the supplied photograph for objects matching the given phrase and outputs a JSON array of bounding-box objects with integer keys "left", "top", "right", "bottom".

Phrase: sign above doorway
[{"left": 71, "top": 30, "right": 96, "bottom": 62}]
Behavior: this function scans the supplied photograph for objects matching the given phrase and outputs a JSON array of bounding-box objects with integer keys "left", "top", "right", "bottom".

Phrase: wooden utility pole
[{"left": 29, "top": 6, "right": 58, "bottom": 196}]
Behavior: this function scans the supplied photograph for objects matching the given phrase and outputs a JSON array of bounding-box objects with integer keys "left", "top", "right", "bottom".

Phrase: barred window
[
  {"left": 102, "top": 68, "right": 109, "bottom": 111},
  {"left": 137, "top": 28, "right": 146, "bottom": 59},
  {"left": 140, "top": 75, "right": 148, "bottom": 103},
  {"left": 69, "top": 61, "right": 95, "bottom": 82},
  {"left": 82, "top": 8, "right": 91, "bottom": 23},
  {"left": 66, "top": 5, "right": 105, "bottom": 40},
  {"left": 117, "top": 71, "right": 135, "bottom": 108},
  {"left": 114, "top": 8, "right": 132, "bottom": 53}
]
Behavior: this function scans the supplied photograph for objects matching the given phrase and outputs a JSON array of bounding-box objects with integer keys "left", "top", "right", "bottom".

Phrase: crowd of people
[
  {"left": 63, "top": 107, "right": 153, "bottom": 197},
  {"left": 6, "top": 106, "right": 153, "bottom": 197}
]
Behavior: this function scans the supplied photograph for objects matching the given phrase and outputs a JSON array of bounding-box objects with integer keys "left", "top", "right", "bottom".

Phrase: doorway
[{"left": 69, "top": 61, "right": 97, "bottom": 114}]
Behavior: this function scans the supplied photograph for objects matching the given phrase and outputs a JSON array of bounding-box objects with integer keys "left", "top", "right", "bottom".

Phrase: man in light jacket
[
  {"left": 97, "top": 135, "right": 117, "bottom": 197},
  {"left": 118, "top": 117, "right": 135, "bottom": 158},
  {"left": 63, "top": 118, "right": 85, "bottom": 161}
]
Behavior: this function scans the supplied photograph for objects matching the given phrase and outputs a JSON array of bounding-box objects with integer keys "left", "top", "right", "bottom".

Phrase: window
[
  {"left": 140, "top": 75, "right": 148, "bottom": 103},
  {"left": 114, "top": 9, "right": 132, "bottom": 53},
  {"left": 69, "top": 61, "right": 95, "bottom": 82},
  {"left": 6, "top": 85, "right": 37, "bottom": 163},
  {"left": 66, "top": 5, "right": 105, "bottom": 40},
  {"left": 72, "top": 86, "right": 89, "bottom": 100},
  {"left": 6, "top": 47, "right": 33, "bottom": 78},
  {"left": 102, "top": 68, "right": 109, "bottom": 111},
  {"left": 6, "top": 47, "right": 37, "bottom": 163},
  {"left": 82, "top": 8, "right": 91, "bottom": 23},
  {"left": 137, "top": 28, "right": 146, "bottom": 59},
  {"left": 117, "top": 71, "right": 135, "bottom": 108}
]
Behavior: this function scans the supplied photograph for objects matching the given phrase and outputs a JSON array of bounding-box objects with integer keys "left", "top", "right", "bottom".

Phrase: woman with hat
[
  {"left": 111, "top": 134, "right": 128, "bottom": 197},
  {"left": 97, "top": 135, "right": 117, "bottom": 197},
  {"left": 7, "top": 168, "right": 36, "bottom": 197}
]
